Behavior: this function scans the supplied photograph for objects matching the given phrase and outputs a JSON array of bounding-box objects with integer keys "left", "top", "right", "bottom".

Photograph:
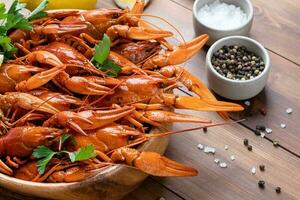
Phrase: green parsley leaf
[
  {"left": 93, "top": 34, "right": 111, "bottom": 65},
  {"left": 28, "top": 0, "right": 49, "bottom": 21},
  {"left": 32, "top": 145, "right": 56, "bottom": 174},
  {"left": 68, "top": 144, "right": 97, "bottom": 162},
  {"left": 92, "top": 34, "right": 122, "bottom": 77},
  {"left": 7, "top": 1, "right": 20, "bottom": 14},
  {"left": 100, "top": 59, "right": 122, "bottom": 77},
  {"left": 0, "top": 0, "right": 44, "bottom": 60},
  {"left": 37, "top": 152, "right": 56, "bottom": 175},
  {"left": 0, "top": 36, "right": 17, "bottom": 60},
  {"left": 32, "top": 144, "right": 97, "bottom": 175},
  {"left": 0, "top": 3, "right": 6, "bottom": 20},
  {"left": 14, "top": 16, "right": 32, "bottom": 30},
  {"left": 32, "top": 145, "right": 55, "bottom": 159}
]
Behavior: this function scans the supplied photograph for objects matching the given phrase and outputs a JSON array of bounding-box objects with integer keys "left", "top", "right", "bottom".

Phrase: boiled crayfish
[{"left": 0, "top": 0, "right": 244, "bottom": 182}]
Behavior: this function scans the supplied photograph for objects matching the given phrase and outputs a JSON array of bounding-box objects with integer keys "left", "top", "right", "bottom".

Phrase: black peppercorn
[
  {"left": 211, "top": 45, "right": 265, "bottom": 81},
  {"left": 247, "top": 145, "right": 252, "bottom": 151},
  {"left": 260, "top": 108, "right": 267, "bottom": 116},
  {"left": 256, "top": 125, "right": 266, "bottom": 131},
  {"left": 258, "top": 180, "right": 265, "bottom": 189},
  {"left": 254, "top": 129, "right": 261, "bottom": 136},
  {"left": 275, "top": 187, "right": 281, "bottom": 194},
  {"left": 243, "top": 139, "right": 249, "bottom": 146},
  {"left": 203, "top": 127, "right": 207, "bottom": 133},
  {"left": 259, "top": 165, "right": 265, "bottom": 171}
]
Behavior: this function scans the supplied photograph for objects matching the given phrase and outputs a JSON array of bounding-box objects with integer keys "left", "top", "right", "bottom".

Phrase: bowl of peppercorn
[{"left": 206, "top": 36, "right": 270, "bottom": 100}]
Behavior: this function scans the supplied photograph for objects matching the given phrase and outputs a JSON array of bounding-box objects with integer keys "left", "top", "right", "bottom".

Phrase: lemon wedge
[
  {"left": 0, "top": 55, "right": 3, "bottom": 66},
  {"left": 19, "top": 0, "right": 97, "bottom": 11},
  {"left": 114, "top": 0, "right": 149, "bottom": 9}
]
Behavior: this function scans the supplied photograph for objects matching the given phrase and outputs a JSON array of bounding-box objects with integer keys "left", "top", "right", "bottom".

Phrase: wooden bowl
[{"left": 0, "top": 126, "right": 170, "bottom": 200}]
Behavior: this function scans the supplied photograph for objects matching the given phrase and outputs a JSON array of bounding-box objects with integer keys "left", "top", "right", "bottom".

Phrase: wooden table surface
[{"left": 1, "top": 0, "right": 300, "bottom": 199}]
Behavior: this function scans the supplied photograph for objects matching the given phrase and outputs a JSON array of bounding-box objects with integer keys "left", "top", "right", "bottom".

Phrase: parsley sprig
[
  {"left": 32, "top": 134, "right": 97, "bottom": 175},
  {"left": 0, "top": 0, "right": 48, "bottom": 60},
  {"left": 91, "top": 34, "right": 122, "bottom": 77}
]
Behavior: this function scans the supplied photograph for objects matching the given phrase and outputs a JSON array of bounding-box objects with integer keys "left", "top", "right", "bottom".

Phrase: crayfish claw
[
  {"left": 106, "top": 25, "right": 173, "bottom": 41},
  {"left": 135, "top": 152, "right": 198, "bottom": 177},
  {"left": 111, "top": 148, "right": 198, "bottom": 177}
]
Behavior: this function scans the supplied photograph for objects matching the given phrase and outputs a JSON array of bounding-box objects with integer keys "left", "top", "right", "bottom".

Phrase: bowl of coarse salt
[{"left": 193, "top": 0, "right": 253, "bottom": 45}]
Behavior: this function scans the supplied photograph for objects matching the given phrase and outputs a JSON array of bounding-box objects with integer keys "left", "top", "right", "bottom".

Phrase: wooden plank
[
  {"left": 153, "top": 114, "right": 300, "bottom": 200},
  {"left": 169, "top": 0, "right": 300, "bottom": 64},
  {"left": 0, "top": 178, "right": 181, "bottom": 200},
  {"left": 124, "top": 178, "right": 183, "bottom": 200},
  {"left": 100, "top": 0, "right": 300, "bottom": 155},
  {"left": 99, "top": 0, "right": 300, "bottom": 199},
  {"left": 185, "top": 49, "right": 300, "bottom": 155}
]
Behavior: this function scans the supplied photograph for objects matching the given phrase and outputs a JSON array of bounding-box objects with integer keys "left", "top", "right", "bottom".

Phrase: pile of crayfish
[{"left": 0, "top": 0, "right": 243, "bottom": 183}]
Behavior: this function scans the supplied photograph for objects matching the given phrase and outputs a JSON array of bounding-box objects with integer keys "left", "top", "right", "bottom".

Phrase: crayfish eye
[
  {"left": 112, "top": 13, "right": 121, "bottom": 19},
  {"left": 128, "top": 135, "right": 135, "bottom": 140}
]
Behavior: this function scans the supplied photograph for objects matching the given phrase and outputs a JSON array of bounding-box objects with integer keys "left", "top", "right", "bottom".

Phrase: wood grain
[
  {"left": 111, "top": 0, "right": 300, "bottom": 155},
  {"left": 186, "top": 48, "right": 300, "bottom": 155},
  {"left": 2, "top": 0, "right": 300, "bottom": 200},
  {"left": 170, "top": 0, "right": 300, "bottom": 64},
  {"left": 124, "top": 178, "right": 183, "bottom": 200},
  {"left": 155, "top": 111, "right": 300, "bottom": 200},
  {"left": 99, "top": 0, "right": 300, "bottom": 199},
  {"left": 0, "top": 178, "right": 182, "bottom": 200}
]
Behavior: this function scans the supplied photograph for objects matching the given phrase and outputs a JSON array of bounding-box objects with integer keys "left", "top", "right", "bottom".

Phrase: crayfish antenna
[{"left": 146, "top": 119, "right": 246, "bottom": 138}]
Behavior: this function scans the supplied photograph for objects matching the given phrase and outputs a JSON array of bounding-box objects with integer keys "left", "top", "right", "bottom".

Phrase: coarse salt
[
  {"left": 197, "top": 144, "right": 204, "bottom": 150},
  {"left": 280, "top": 123, "right": 286, "bottom": 129},
  {"left": 244, "top": 100, "right": 251, "bottom": 106},
  {"left": 251, "top": 167, "right": 256, "bottom": 175},
  {"left": 266, "top": 128, "right": 272, "bottom": 134},
  {"left": 214, "top": 158, "right": 220, "bottom": 164},
  {"left": 219, "top": 162, "right": 227, "bottom": 168},
  {"left": 286, "top": 108, "right": 293, "bottom": 114},
  {"left": 230, "top": 155, "right": 235, "bottom": 161},
  {"left": 197, "top": 0, "right": 248, "bottom": 30},
  {"left": 224, "top": 145, "right": 229, "bottom": 150},
  {"left": 204, "top": 146, "right": 216, "bottom": 154}
]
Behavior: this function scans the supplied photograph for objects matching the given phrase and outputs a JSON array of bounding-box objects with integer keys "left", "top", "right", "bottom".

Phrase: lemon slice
[
  {"left": 0, "top": 55, "right": 3, "bottom": 66},
  {"left": 114, "top": 0, "right": 149, "bottom": 10},
  {"left": 19, "top": 0, "right": 97, "bottom": 11}
]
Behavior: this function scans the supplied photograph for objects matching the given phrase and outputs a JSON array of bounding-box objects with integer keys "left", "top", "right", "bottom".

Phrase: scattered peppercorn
[
  {"left": 243, "top": 139, "right": 249, "bottom": 146},
  {"left": 203, "top": 127, "right": 208, "bottom": 133},
  {"left": 258, "top": 180, "right": 265, "bottom": 189},
  {"left": 259, "top": 165, "right": 265, "bottom": 171},
  {"left": 273, "top": 141, "right": 279, "bottom": 147},
  {"left": 260, "top": 108, "right": 267, "bottom": 116},
  {"left": 275, "top": 187, "right": 281, "bottom": 194},
  {"left": 254, "top": 129, "right": 261, "bottom": 136},
  {"left": 211, "top": 45, "right": 265, "bottom": 81},
  {"left": 256, "top": 125, "right": 266, "bottom": 131},
  {"left": 247, "top": 145, "right": 252, "bottom": 151}
]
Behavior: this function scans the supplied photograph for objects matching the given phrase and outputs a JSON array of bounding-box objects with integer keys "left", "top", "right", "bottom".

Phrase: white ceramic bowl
[
  {"left": 206, "top": 36, "right": 270, "bottom": 100},
  {"left": 193, "top": 0, "right": 254, "bottom": 45}
]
